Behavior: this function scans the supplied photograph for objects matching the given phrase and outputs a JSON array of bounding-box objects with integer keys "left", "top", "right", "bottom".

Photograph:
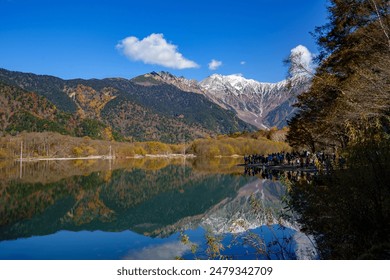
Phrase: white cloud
[
  {"left": 208, "top": 59, "right": 222, "bottom": 70},
  {"left": 123, "top": 241, "right": 191, "bottom": 260},
  {"left": 288, "top": 45, "right": 313, "bottom": 76},
  {"left": 240, "top": 61, "right": 246, "bottom": 65},
  {"left": 116, "top": 33, "right": 199, "bottom": 69}
]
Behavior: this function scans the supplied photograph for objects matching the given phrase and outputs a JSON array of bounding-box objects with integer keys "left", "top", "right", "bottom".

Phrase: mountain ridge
[
  {"left": 0, "top": 67, "right": 309, "bottom": 142},
  {"left": 199, "top": 73, "right": 311, "bottom": 128},
  {"left": 0, "top": 68, "right": 256, "bottom": 143},
  {"left": 132, "top": 70, "right": 311, "bottom": 129}
]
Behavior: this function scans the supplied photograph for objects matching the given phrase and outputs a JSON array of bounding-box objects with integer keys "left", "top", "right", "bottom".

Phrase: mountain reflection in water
[{"left": 0, "top": 158, "right": 316, "bottom": 259}]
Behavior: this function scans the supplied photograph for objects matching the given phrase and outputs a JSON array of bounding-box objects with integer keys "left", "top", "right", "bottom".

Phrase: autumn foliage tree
[
  {"left": 287, "top": 0, "right": 390, "bottom": 151},
  {"left": 286, "top": 0, "right": 390, "bottom": 259}
]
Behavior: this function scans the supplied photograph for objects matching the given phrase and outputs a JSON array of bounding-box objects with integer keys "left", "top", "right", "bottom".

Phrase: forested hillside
[
  {"left": 0, "top": 69, "right": 256, "bottom": 143},
  {"left": 0, "top": 82, "right": 117, "bottom": 140}
]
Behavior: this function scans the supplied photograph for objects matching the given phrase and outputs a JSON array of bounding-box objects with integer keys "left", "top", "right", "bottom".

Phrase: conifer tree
[{"left": 287, "top": 0, "right": 390, "bottom": 150}]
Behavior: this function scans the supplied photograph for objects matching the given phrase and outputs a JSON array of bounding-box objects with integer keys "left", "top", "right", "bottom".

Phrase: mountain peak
[
  {"left": 204, "top": 73, "right": 275, "bottom": 86},
  {"left": 199, "top": 73, "right": 311, "bottom": 129},
  {"left": 146, "top": 71, "right": 175, "bottom": 79},
  {"left": 132, "top": 71, "right": 203, "bottom": 94}
]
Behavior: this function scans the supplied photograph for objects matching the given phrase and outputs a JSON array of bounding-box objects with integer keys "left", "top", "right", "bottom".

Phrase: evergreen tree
[
  {"left": 286, "top": 0, "right": 390, "bottom": 259},
  {"left": 287, "top": 0, "right": 390, "bottom": 150}
]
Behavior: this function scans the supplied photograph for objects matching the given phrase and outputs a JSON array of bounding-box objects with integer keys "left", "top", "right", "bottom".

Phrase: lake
[{"left": 0, "top": 157, "right": 316, "bottom": 260}]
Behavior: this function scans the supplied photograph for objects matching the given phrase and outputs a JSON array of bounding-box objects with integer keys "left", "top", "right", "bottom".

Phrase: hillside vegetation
[
  {"left": 0, "top": 76, "right": 288, "bottom": 159},
  {"left": 0, "top": 69, "right": 256, "bottom": 143},
  {"left": 0, "top": 82, "right": 120, "bottom": 141},
  {"left": 188, "top": 128, "right": 290, "bottom": 157},
  {"left": 0, "top": 129, "right": 290, "bottom": 160}
]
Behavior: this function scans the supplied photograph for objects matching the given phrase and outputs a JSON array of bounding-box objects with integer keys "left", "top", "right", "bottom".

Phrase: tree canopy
[
  {"left": 287, "top": 0, "right": 390, "bottom": 151},
  {"left": 286, "top": 0, "right": 390, "bottom": 259}
]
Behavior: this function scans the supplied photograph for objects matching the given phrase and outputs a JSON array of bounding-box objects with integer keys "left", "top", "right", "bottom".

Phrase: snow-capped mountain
[
  {"left": 132, "top": 71, "right": 311, "bottom": 129},
  {"left": 199, "top": 74, "right": 311, "bottom": 128},
  {"left": 145, "top": 177, "right": 317, "bottom": 259}
]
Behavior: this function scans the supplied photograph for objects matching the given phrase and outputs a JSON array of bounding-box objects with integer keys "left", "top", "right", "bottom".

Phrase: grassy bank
[{"left": 0, "top": 129, "right": 290, "bottom": 160}]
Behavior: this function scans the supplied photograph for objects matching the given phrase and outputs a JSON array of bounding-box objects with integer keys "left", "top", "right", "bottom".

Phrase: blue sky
[{"left": 0, "top": 0, "right": 328, "bottom": 82}]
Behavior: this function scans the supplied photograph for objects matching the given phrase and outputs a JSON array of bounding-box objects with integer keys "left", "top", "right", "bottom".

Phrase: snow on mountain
[
  {"left": 199, "top": 74, "right": 311, "bottom": 129},
  {"left": 148, "top": 178, "right": 317, "bottom": 259},
  {"left": 199, "top": 178, "right": 317, "bottom": 260},
  {"left": 133, "top": 71, "right": 311, "bottom": 129}
]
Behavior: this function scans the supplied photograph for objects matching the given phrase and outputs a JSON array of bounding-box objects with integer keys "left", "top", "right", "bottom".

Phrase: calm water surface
[{"left": 0, "top": 158, "right": 315, "bottom": 259}]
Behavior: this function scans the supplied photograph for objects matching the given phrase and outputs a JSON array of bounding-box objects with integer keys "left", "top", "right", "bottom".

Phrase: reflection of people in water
[{"left": 244, "top": 166, "right": 315, "bottom": 183}]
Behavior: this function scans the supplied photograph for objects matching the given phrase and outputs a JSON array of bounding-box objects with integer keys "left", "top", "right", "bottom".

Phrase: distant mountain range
[
  {"left": 0, "top": 68, "right": 310, "bottom": 142},
  {"left": 132, "top": 71, "right": 310, "bottom": 128}
]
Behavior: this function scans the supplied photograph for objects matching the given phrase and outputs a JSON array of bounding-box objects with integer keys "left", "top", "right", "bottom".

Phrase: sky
[{"left": 0, "top": 0, "right": 329, "bottom": 83}]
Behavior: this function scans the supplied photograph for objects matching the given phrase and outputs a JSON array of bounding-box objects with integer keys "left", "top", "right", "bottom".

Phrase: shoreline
[
  {"left": 124, "top": 153, "right": 197, "bottom": 159},
  {"left": 11, "top": 153, "right": 248, "bottom": 162},
  {"left": 14, "top": 153, "right": 198, "bottom": 162},
  {"left": 15, "top": 155, "right": 114, "bottom": 162}
]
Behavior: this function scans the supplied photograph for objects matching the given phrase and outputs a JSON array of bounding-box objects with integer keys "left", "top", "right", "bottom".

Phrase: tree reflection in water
[
  {"left": 0, "top": 157, "right": 317, "bottom": 260},
  {"left": 287, "top": 142, "right": 390, "bottom": 259}
]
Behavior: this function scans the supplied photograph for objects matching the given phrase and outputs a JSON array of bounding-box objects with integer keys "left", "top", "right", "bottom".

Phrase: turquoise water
[
  {"left": 0, "top": 226, "right": 299, "bottom": 260},
  {"left": 0, "top": 160, "right": 309, "bottom": 260}
]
